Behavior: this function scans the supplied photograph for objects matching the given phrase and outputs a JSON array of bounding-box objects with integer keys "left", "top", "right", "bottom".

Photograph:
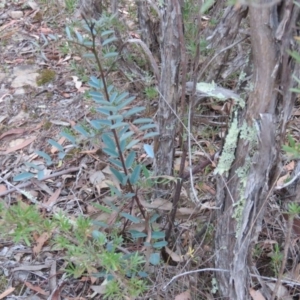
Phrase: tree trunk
[
  {"left": 201, "top": 4, "right": 248, "bottom": 82},
  {"left": 79, "top": 0, "right": 102, "bottom": 19},
  {"left": 215, "top": 1, "right": 298, "bottom": 299},
  {"left": 154, "top": 1, "right": 181, "bottom": 183},
  {"left": 136, "top": 0, "right": 160, "bottom": 55}
]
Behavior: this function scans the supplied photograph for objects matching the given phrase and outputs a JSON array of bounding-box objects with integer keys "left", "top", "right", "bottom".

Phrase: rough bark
[
  {"left": 199, "top": 4, "right": 248, "bottom": 82},
  {"left": 136, "top": 0, "right": 160, "bottom": 55},
  {"left": 153, "top": 1, "right": 181, "bottom": 181},
  {"left": 215, "top": 1, "right": 298, "bottom": 299},
  {"left": 111, "top": 1, "right": 150, "bottom": 89},
  {"left": 79, "top": 0, "right": 102, "bottom": 19}
]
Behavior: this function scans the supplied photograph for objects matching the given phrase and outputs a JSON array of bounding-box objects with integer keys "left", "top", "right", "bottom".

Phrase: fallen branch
[{"left": 0, "top": 167, "right": 80, "bottom": 197}]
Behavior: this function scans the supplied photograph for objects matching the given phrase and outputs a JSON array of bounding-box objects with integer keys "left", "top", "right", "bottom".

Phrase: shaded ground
[
  {"left": 2, "top": 1, "right": 300, "bottom": 300},
  {"left": 0, "top": 1, "right": 215, "bottom": 299}
]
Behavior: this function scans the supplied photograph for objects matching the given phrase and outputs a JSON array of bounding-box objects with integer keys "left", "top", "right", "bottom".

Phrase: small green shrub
[
  {"left": 270, "top": 243, "right": 283, "bottom": 276},
  {"left": 282, "top": 134, "right": 300, "bottom": 159},
  {"left": 5, "top": 15, "right": 165, "bottom": 299},
  {"left": 144, "top": 86, "right": 158, "bottom": 100}
]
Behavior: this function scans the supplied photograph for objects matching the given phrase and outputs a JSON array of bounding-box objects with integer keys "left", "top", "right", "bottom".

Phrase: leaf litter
[{"left": 2, "top": 0, "right": 300, "bottom": 299}]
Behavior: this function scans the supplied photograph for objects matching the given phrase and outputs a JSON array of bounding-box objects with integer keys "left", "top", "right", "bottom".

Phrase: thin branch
[
  {"left": 274, "top": 171, "right": 300, "bottom": 190},
  {"left": 271, "top": 214, "right": 293, "bottom": 300},
  {"left": 126, "top": 38, "right": 160, "bottom": 82},
  {"left": 163, "top": 267, "right": 300, "bottom": 291},
  {"left": 198, "top": 36, "right": 248, "bottom": 80},
  {"left": 187, "top": 102, "right": 221, "bottom": 209},
  {"left": 165, "top": 0, "right": 187, "bottom": 241},
  {"left": 156, "top": 88, "right": 214, "bottom": 164},
  {"left": 242, "top": 0, "right": 282, "bottom": 8},
  {"left": 83, "top": 19, "right": 146, "bottom": 219},
  {"left": 146, "top": 0, "right": 161, "bottom": 18},
  {"left": 0, "top": 167, "right": 80, "bottom": 197}
]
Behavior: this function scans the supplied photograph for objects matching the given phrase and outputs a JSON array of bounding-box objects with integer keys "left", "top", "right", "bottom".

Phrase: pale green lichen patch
[
  {"left": 241, "top": 122, "right": 258, "bottom": 155},
  {"left": 214, "top": 113, "right": 240, "bottom": 175},
  {"left": 232, "top": 198, "right": 245, "bottom": 222},
  {"left": 240, "top": 121, "right": 258, "bottom": 143},
  {"left": 232, "top": 122, "right": 259, "bottom": 234},
  {"left": 235, "top": 157, "right": 251, "bottom": 188},
  {"left": 196, "top": 81, "right": 216, "bottom": 93},
  {"left": 196, "top": 81, "right": 245, "bottom": 108}
]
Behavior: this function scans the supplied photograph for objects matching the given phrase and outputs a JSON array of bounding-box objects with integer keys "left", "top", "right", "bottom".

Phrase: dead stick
[{"left": 0, "top": 167, "right": 80, "bottom": 197}]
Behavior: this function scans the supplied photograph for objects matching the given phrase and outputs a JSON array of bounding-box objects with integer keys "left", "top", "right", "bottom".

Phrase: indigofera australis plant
[
  {"left": 14, "top": 17, "right": 159, "bottom": 216},
  {"left": 1, "top": 15, "right": 171, "bottom": 299}
]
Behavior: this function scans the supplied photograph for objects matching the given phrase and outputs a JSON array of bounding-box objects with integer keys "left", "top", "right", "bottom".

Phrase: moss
[
  {"left": 45, "top": 92, "right": 53, "bottom": 100},
  {"left": 43, "top": 120, "right": 52, "bottom": 130},
  {"left": 65, "top": 148, "right": 81, "bottom": 160},
  {"left": 25, "top": 59, "right": 35, "bottom": 65},
  {"left": 30, "top": 112, "right": 40, "bottom": 119},
  {"left": 33, "top": 11, "right": 43, "bottom": 22},
  {"left": 36, "top": 69, "right": 56, "bottom": 86},
  {"left": 0, "top": 270, "right": 8, "bottom": 292}
]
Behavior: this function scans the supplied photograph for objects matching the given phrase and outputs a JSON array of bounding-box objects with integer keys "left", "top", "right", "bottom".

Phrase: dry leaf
[
  {"left": 0, "top": 128, "right": 25, "bottom": 139},
  {"left": 50, "top": 283, "right": 65, "bottom": 300},
  {"left": 27, "top": 1, "right": 39, "bottom": 9},
  {"left": 174, "top": 157, "right": 188, "bottom": 171},
  {"left": 91, "top": 212, "right": 111, "bottom": 224},
  {"left": 0, "top": 287, "right": 15, "bottom": 299},
  {"left": 90, "top": 279, "right": 108, "bottom": 295},
  {"left": 5, "top": 136, "right": 36, "bottom": 154},
  {"left": 44, "top": 188, "right": 61, "bottom": 208},
  {"left": 265, "top": 283, "right": 292, "bottom": 300},
  {"left": 177, "top": 207, "right": 197, "bottom": 216},
  {"left": 199, "top": 183, "right": 216, "bottom": 195},
  {"left": 129, "top": 122, "right": 142, "bottom": 135},
  {"left": 0, "top": 20, "right": 18, "bottom": 32},
  {"left": 249, "top": 288, "right": 265, "bottom": 300},
  {"left": 0, "top": 184, "right": 7, "bottom": 193},
  {"left": 90, "top": 171, "right": 106, "bottom": 185},
  {"left": 62, "top": 92, "right": 71, "bottom": 98},
  {"left": 283, "top": 214, "right": 300, "bottom": 237},
  {"left": 285, "top": 161, "right": 295, "bottom": 171},
  {"left": 25, "top": 281, "right": 49, "bottom": 296},
  {"left": 292, "top": 108, "right": 300, "bottom": 116},
  {"left": 128, "top": 222, "right": 149, "bottom": 232},
  {"left": 292, "top": 217, "right": 300, "bottom": 237},
  {"left": 50, "top": 137, "right": 65, "bottom": 154},
  {"left": 276, "top": 173, "right": 290, "bottom": 188},
  {"left": 107, "top": 211, "right": 119, "bottom": 226},
  {"left": 174, "top": 289, "right": 191, "bottom": 300},
  {"left": 72, "top": 76, "right": 82, "bottom": 90},
  {"left": 86, "top": 204, "right": 98, "bottom": 214},
  {"left": 40, "top": 27, "right": 53, "bottom": 34},
  {"left": 99, "top": 179, "right": 114, "bottom": 189},
  {"left": 165, "top": 246, "right": 184, "bottom": 263},
  {"left": 139, "top": 197, "right": 172, "bottom": 210},
  {"left": 33, "top": 232, "right": 51, "bottom": 255},
  {"left": 49, "top": 260, "right": 57, "bottom": 293}
]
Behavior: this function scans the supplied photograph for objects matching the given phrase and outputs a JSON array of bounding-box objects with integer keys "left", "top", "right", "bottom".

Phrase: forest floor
[
  {"left": 0, "top": 1, "right": 211, "bottom": 299},
  {"left": 1, "top": 0, "right": 300, "bottom": 300}
]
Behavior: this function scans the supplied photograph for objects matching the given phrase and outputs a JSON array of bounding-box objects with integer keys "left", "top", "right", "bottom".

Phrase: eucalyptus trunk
[
  {"left": 154, "top": 1, "right": 181, "bottom": 184},
  {"left": 214, "top": 1, "right": 298, "bottom": 298}
]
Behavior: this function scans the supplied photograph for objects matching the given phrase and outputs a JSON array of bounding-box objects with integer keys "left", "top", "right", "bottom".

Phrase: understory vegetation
[{"left": 1, "top": 0, "right": 300, "bottom": 299}]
